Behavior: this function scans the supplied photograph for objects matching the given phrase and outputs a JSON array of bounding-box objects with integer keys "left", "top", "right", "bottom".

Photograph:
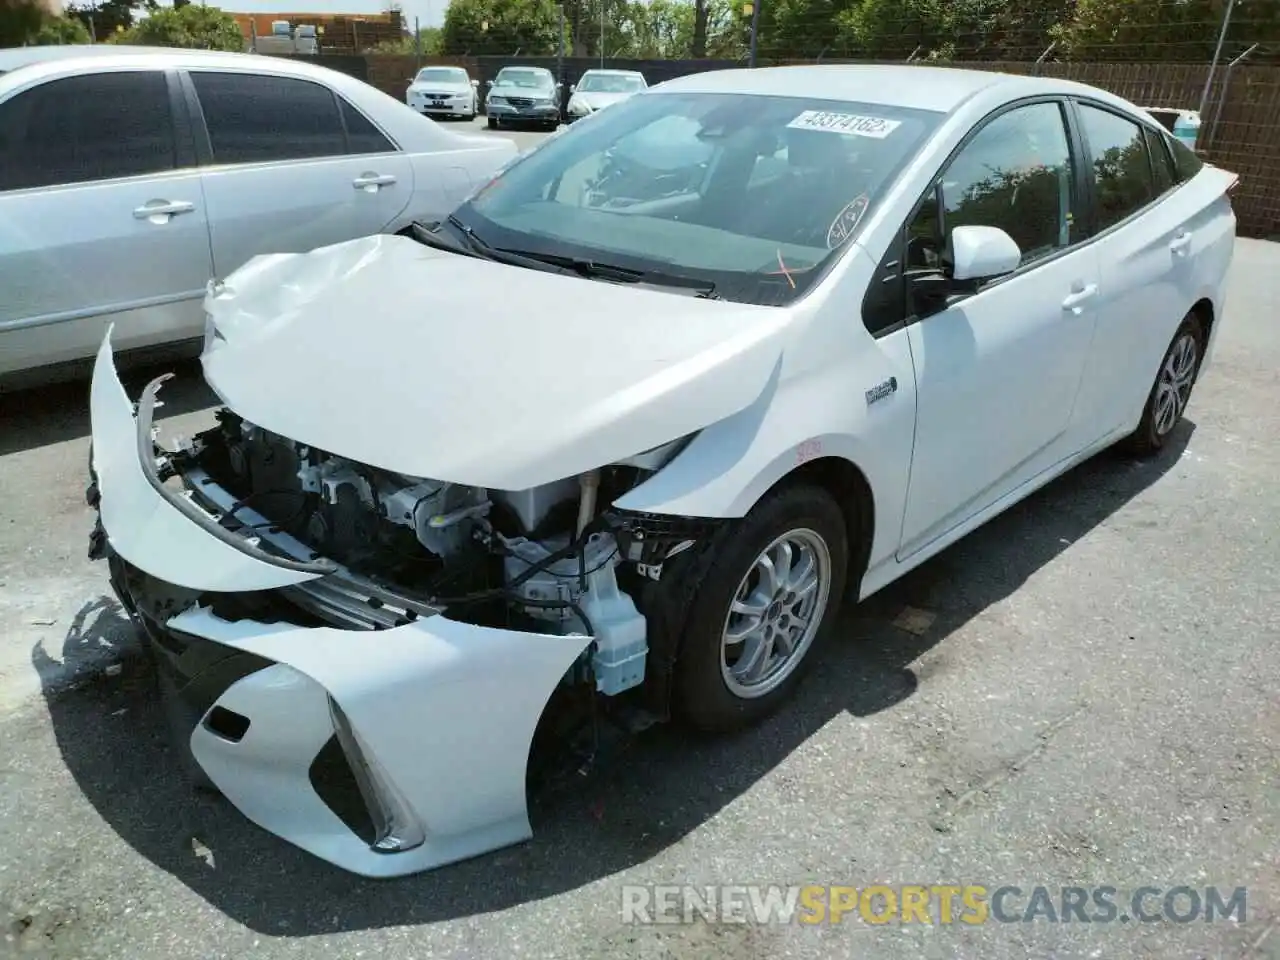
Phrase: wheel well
[
  {"left": 775, "top": 456, "right": 875, "bottom": 585},
  {"left": 1190, "top": 298, "right": 1214, "bottom": 342}
]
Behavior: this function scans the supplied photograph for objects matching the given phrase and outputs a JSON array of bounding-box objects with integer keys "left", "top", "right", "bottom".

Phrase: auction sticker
[{"left": 787, "top": 110, "right": 902, "bottom": 139}]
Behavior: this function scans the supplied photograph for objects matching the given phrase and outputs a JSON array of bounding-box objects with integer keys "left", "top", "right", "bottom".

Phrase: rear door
[
  {"left": 0, "top": 68, "right": 213, "bottom": 377},
  {"left": 182, "top": 69, "right": 414, "bottom": 278},
  {"left": 1065, "top": 100, "right": 1228, "bottom": 440}
]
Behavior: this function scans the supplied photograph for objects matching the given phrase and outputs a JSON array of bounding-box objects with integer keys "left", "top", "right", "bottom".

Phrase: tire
[
  {"left": 673, "top": 484, "right": 849, "bottom": 733},
  {"left": 1124, "top": 312, "right": 1206, "bottom": 456},
  {"left": 486, "top": 116, "right": 497, "bottom": 130}
]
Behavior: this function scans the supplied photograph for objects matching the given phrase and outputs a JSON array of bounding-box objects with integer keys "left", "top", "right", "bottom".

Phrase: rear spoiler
[{"left": 1202, "top": 162, "right": 1240, "bottom": 196}]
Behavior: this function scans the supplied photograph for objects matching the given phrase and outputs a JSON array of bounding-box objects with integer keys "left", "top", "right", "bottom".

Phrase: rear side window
[
  {"left": 191, "top": 71, "right": 349, "bottom": 165},
  {"left": 339, "top": 98, "right": 395, "bottom": 154},
  {"left": 0, "top": 71, "right": 176, "bottom": 191},
  {"left": 1168, "top": 134, "right": 1204, "bottom": 182},
  {"left": 1077, "top": 103, "right": 1156, "bottom": 231},
  {"left": 1143, "top": 126, "right": 1176, "bottom": 195}
]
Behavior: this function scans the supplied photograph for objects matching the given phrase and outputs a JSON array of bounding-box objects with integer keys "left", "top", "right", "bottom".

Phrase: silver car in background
[
  {"left": 485, "top": 66, "right": 561, "bottom": 131},
  {"left": 565, "top": 68, "right": 647, "bottom": 123},
  {"left": 0, "top": 46, "right": 517, "bottom": 390}
]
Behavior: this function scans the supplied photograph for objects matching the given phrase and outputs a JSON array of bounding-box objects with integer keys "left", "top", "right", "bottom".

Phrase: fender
[{"left": 613, "top": 325, "right": 919, "bottom": 578}]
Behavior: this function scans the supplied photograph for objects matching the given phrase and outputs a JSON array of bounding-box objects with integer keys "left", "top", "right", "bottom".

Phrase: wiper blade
[
  {"left": 410, "top": 217, "right": 573, "bottom": 277},
  {"left": 499, "top": 250, "right": 719, "bottom": 299}
]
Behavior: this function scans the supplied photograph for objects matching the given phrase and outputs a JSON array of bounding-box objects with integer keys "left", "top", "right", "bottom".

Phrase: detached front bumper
[{"left": 88, "top": 329, "right": 591, "bottom": 878}]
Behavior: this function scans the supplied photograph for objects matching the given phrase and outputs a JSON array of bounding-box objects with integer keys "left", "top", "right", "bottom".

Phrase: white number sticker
[{"left": 787, "top": 110, "right": 902, "bottom": 139}]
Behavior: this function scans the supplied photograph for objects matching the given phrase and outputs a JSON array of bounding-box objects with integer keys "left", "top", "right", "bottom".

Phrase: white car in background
[
  {"left": 86, "top": 65, "right": 1235, "bottom": 879},
  {"left": 405, "top": 64, "right": 480, "bottom": 120},
  {"left": 565, "top": 68, "right": 647, "bottom": 122},
  {"left": 0, "top": 46, "right": 515, "bottom": 389}
]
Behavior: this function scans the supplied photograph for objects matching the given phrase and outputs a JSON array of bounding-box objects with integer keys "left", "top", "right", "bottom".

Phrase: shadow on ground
[
  {"left": 0, "top": 359, "right": 216, "bottom": 458},
  {"left": 32, "top": 425, "right": 1192, "bottom": 935}
]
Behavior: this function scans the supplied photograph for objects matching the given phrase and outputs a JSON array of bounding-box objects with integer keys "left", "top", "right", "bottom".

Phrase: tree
[
  {"left": 1053, "top": 0, "right": 1280, "bottom": 62},
  {"left": 368, "top": 26, "right": 443, "bottom": 54},
  {"left": 440, "top": 0, "right": 563, "bottom": 55},
  {"left": 31, "top": 15, "right": 93, "bottom": 44},
  {"left": 116, "top": 4, "right": 245, "bottom": 51},
  {"left": 0, "top": 0, "right": 45, "bottom": 47},
  {"left": 65, "top": 0, "right": 158, "bottom": 41}
]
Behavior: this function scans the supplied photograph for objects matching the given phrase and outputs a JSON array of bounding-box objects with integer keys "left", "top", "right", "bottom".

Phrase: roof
[
  {"left": 581, "top": 68, "right": 645, "bottom": 76},
  {"left": 653, "top": 64, "right": 1053, "bottom": 114},
  {"left": 0, "top": 46, "right": 363, "bottom": 86}
]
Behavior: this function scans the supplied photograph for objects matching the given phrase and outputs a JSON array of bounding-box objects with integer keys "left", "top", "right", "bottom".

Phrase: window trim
[
  {"left": 1068, "top": 96, "right": 1183, "bottom": 240},
  {"left": 179, "top": 67, "right": 400, "bottom": 171},
  {"left": 862, "top": 94, "right": 1088, "bottom": 338},
  {"left": 0, "top": 67, "right": 193, "bottom": 195}
]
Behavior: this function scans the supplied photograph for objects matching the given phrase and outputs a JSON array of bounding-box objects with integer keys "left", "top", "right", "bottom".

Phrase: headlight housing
[{"left": 488, "top": 95, "right": 506, "bottom": 106}]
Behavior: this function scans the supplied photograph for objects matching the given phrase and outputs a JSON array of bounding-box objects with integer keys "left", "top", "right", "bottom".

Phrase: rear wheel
[
  {"left": 1125, "top": 312, "right": 1205, "bottom": 456},
  {"left": 673, "top": 484, "right": 849, "bottom": 733}
]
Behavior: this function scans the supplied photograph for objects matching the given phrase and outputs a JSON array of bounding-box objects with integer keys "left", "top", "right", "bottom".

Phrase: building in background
[{"left": 229, "top": 10, "right": 404, "bottom": 54}]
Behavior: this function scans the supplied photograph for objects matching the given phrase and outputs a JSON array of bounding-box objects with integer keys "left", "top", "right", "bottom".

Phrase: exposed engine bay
[{"left": 171, "top": 409, "right": 711, "bottom": 698}]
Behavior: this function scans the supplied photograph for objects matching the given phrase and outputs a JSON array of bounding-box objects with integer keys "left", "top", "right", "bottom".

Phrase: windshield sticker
[
  {"left": 787, "top": 111, "right": 902, "bottom": 139},
  {"left": 826, "top": 194, "right": 870, "bottom": 248}
]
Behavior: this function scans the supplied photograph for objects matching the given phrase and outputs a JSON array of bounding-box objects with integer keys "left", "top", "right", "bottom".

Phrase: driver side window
[{"left": 906, "top": 100, "right": 1078, "bottom": 274}]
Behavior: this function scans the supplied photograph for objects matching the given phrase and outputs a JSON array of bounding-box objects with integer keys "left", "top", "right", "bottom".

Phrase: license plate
[{"left": 431, "top": 100, "right": 447, "bottom": 108}]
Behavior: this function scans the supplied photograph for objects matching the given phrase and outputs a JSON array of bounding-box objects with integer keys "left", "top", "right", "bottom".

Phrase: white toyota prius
[{"left": 86, "top": 65, "right": 1236, "bottom": 878}]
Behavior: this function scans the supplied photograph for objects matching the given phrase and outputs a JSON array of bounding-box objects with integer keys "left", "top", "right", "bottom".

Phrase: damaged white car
[{"left": 86, "top": 65, "right": 1236, "bottom": 878}]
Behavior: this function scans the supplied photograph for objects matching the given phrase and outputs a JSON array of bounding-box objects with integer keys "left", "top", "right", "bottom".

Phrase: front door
[
  {"left": 0, "top": 69, "right": 213, "bottom": 378},
  {"left": 184, "top": 70, "right": 414, "bottom": 278},
  {"left": 897, "top": 99, "right": 1100, "bottom": 559}
]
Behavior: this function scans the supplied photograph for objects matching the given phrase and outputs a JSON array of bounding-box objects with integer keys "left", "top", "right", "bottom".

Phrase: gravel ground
[{"left": 0, "top": 207, "right": 1275, "bottom": 957}]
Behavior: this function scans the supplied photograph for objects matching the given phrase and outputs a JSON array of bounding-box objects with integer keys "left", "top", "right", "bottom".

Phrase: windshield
[
  {"left": 579, "top": 73, "right": 644, "bottom": 93},
  {"left": 495, "top": 69, "right": 553, "bottom": 90},
  {"left": 416, "top": 67, "right": 468, "bottom": 84},
  {"left": 453, "top": 92, "right": 942, "bottom": 306}
]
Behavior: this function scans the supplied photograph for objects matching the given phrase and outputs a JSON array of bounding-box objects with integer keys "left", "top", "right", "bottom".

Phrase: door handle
[
  {"left": 1169, "top": 231, "right": 1193, "bottom": 255},
  {"left": 133, "top": 200, "right": 195, "bottom": 222},
  {"left": 353, "top": 173, "right": 397, "bottom": 191},
  {"left": 1061, "top": 283, "right": 1098, "bottom": 314}
]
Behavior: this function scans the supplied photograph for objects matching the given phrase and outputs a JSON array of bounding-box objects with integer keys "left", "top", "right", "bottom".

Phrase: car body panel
[
  {"left": 0, "top": 168, "right": 214, "bottom": 376},
  {"left": 173, "top": 605, "right": 590, "bottom": 879},
  {"left": 200, "top": 234, "right": 794, "bottom": 490}
]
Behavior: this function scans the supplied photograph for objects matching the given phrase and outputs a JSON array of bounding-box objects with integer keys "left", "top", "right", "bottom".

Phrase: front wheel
[
  {"left": 1125, "top": 312, "right": 1205, "bottom": 456},
  {"left": 486, "top": 116, "right": 497, "bottom": 130},
  {"left": 673, "top": 484, "right": 849, "bottom": 733}
]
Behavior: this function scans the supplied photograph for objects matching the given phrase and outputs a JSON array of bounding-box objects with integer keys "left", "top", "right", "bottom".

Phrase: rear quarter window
[{"left": 1167, "top": 134, "right": 1204, "bottom": 182}]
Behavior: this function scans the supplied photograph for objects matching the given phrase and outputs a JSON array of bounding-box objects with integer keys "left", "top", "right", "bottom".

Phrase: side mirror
[
  {"left": 947, "top": 225, "right": 1021, "bottom": 281},
  {"left": 485, "top": 80, "right": 493, "bottom": 88}
]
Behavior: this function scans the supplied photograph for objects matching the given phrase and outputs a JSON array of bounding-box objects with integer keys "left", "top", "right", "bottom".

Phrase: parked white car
[
  {"left": 405, "top": 64, "right": 479, "bottom": 120},
  {"left": 0, "top": 46, "right": 516, "bottom": 389},
  {"left": 565, "top": 68, "right": 647, "bottom": 122},
  {"left": 86, "top": 64, "right": 1235, "bottom": 878}
]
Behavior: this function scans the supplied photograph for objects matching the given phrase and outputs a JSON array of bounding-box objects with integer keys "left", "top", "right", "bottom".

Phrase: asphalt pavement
[{"left": 0, "top": 143, "right": 1275, "bottom": 959}]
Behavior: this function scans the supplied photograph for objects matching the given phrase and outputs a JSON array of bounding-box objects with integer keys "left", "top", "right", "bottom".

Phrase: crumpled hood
[{"left": 201, "top": 235, "right": 793, "bottom": 491}]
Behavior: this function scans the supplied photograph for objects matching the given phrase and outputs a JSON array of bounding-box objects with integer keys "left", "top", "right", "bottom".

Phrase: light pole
[
  {"left": 746, "top": 0, "right": 760, "bottom": 68},
  {"left": 1198, "top": 0, "right": 1238, "bottom": 119},
  {"left": 599, "top": 0, "right": 605, "bottom": 67}
]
